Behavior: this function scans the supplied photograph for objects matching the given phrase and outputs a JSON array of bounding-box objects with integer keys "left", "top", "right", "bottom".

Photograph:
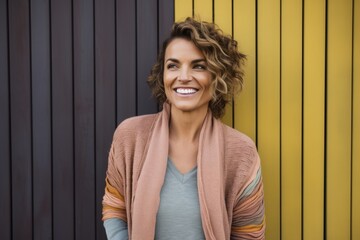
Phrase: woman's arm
[
  {"left": 231, "top": 164, "right": 266, "bottom": 239},
  {"left": 104, "top": 218, "right": 129, "bottom": 240},
  {"left": 102, "top": 141, "right": 128, "bottom": 233}
]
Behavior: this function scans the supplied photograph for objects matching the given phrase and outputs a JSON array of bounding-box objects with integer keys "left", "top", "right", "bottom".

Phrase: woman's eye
[
  {"left": 167, "top": 63, "right": 177, "bottom": 69},
  {"left": 193, "top": 64, "right": 206, "bottom": 70}
]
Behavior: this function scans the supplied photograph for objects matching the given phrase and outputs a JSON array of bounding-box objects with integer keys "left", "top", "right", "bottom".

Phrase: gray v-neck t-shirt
[{"left": 104, "top": 159, "right": 205, "bottom": 240}]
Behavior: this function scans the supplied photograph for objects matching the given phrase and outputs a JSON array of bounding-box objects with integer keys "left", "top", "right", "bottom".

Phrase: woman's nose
[{"left": 178, "top": 67, "right": 192, "bottom": 81}]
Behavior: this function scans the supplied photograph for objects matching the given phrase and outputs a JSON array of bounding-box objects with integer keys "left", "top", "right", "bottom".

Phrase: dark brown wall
[{"left": 0, "top": 0, "right": 174, "bottom": 239}]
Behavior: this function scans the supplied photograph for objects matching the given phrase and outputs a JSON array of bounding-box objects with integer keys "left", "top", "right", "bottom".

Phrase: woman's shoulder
[
  {"left": 222, "top": 124, "right": 257, "bottom": 153},
  {"left": 221, "top": 123, "right": 259, "bottom": 169},
  {"left": 221, "top": 124, "right": 261, "bottom": 193},
  {"left": 112, "top": 113, "right": 159, "bottom": 141}
]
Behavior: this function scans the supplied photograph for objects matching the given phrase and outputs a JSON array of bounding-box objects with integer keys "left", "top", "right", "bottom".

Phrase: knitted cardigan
[{"left": 102, "top": 104, "right": 265, "bottom": 239}]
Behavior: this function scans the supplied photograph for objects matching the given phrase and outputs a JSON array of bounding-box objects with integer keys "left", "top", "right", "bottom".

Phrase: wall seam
[
  {"left": 324, "top": 0, "right": 328, "bottom": 238},
  {"left": 71, "top": 0, "right": 76, "bottom": 238},
  {"left": 135, "top": 0, "right": 138, "bottom": 115},
  {"left": 255, "top": 0, "right": 258, "bottom": 146},
  {"left": 231, "top": 0, "right": 235, "bottom": 128},
  {"left": 6, "top": 0, "right": 13, "bottom": 238},
  {"left": 279, "top": 0, "right": 283, "bottom": 238},
  {"left": 92, "top": 0, "right": 97, "bottom": 236},
  {"left": 28, "top": 0, "right": 35, "bottom": 238},
  {"left": 350, "top": 0, "right": 355, "bottom": 239},
  {"left": 48, "top": 0, "right": 54, "bottom": 238},
  {"left": 301, "top": 0, "right": 305, "bottom": 239}
]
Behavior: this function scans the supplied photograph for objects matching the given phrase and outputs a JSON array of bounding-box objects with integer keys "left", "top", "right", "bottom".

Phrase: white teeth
[{"left": 176, "top": 88, "right": 197, "bottom": 94}]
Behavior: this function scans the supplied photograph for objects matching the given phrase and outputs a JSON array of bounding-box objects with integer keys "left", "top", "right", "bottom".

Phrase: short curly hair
[{"left": 147, "top": 17, "right": 246, "bottom": 118}]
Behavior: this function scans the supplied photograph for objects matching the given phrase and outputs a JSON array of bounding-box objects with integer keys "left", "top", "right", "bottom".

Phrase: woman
[{"left": 102, "top": 17, "right": 265, "bottom": 240}]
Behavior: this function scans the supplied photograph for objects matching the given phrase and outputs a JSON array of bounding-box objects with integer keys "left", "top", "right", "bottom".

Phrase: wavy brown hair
[{"left": 147, "top": 17, "right": 246, "bottom": 118}]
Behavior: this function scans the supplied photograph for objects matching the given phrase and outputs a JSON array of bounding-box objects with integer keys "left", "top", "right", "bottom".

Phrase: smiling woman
[
  {"left": 163, "top": 38, "right": 213, "bottom": 119},
  {"left": 102, "top": 17, "right": 265, "bottom": 240}
]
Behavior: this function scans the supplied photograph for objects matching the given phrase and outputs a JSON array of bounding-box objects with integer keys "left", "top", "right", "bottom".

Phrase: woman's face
[{"left": 163, "top": 38, "right": 213, "bottom": 115}]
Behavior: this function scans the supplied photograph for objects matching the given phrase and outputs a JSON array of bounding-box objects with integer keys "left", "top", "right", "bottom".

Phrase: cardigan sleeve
[
  {"left": 231, "top": 158, "right": 266, "bottom": 239},
  {"left": 102, "top": 142, "right": 127, "bottom": 222},
  {"left": 104, "top": 218, "right": 129, "bottom": 240}
]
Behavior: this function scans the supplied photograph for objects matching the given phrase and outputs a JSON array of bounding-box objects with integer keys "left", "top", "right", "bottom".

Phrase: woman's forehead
[{"left": 164, "top": 38, "right": 205, "bottom": 60}]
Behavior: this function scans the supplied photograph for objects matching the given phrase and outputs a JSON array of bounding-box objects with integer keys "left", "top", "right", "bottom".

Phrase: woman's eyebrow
[
  {"left": 165, "top": 58, "right": 206, "bottom": 63},
  {"left": 191, "top": 59, "right": 206, "bottom": 64},
  {"left": 165, "top": 58, "right": 179, "bottom": 63}
]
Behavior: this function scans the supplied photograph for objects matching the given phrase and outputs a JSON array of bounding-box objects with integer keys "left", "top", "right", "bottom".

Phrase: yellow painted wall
[{"left": 175, "top": 0, "right": 359, "bottom": 239}]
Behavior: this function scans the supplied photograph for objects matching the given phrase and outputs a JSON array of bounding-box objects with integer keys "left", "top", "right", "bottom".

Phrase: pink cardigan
[{"left": 102, "top": 104, "right": 265, "bottom": 239}]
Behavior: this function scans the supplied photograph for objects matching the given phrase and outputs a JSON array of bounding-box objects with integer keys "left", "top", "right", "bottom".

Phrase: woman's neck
[{"left": 169, "top": 107, "right": 208, "bottom": 143}]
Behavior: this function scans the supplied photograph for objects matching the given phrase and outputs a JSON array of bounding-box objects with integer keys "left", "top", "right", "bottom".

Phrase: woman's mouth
[{"left": 174, "top": 88, "right": 198, "bottom": 95}]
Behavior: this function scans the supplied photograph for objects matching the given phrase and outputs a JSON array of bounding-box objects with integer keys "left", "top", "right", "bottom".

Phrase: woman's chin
[{"left": 169, "top": 102, "right": 209, "bottom": 115}]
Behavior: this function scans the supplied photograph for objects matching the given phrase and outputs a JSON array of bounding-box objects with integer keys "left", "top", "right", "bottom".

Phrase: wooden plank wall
[
  {"left": 175, "top": 0, "right": 359, "bottom": 239},
  {"left": 1, "top": 0, "right": 359, "bottom": 239},
  {"left": 0, "top": 0, "right": 173, "bottom": 239}
]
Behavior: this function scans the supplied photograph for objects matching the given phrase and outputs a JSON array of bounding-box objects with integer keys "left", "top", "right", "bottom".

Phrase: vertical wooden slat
[
  {"left": 175, "top": 0, "right": 193, "bottom": 21},
  {"left": 281, "top": 0, "right": 303, "bottom": 239},
  {"left": 303, "top": 0, "right": 325, "bottom": 239},
  {"left": 51, "top": 0, "right": 74, "bottom": 238},
  {"left": 158, "top": 0, "right": 174, "bottom": 49},
  {"left": 257, "top": 0, "right": 281, "bottom": 239},
  {"left": 233, "top": 0, "right": 256, "bottom": 141},
  {"left": 95, "top": 0, "right": 116, "bottom": 239},
  {"left": 8, "top": 0, "right": 33, "bottom": 239},
  {"left": 326, "top": 0, "right": 353, "bottom": 239},
  {"left": 214, "top": 0, "right": 231, "bottom": 35},
  {"left": 352, "top": 0, "right": 360, "bottom": 238},
  {"left": 31, "top": 0, "right": 52, "bottom": 239},
  {"left": 214, "top": 0, "right": 233, "bottom": 128},
  {"left": 116, "top": 0, "right": 136, "bottom": 123},
  {"left": 0, "top": 0, "right": 11, "bottom": 239},
  {"left": 73, "top": 0, "right": 95, "bottom": 239},
  {"left": 137, "top": 0, "right": 158, "bottom": 115},
  {"left": 194, "top": 0, "right": 213, "bottom": 22}
]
